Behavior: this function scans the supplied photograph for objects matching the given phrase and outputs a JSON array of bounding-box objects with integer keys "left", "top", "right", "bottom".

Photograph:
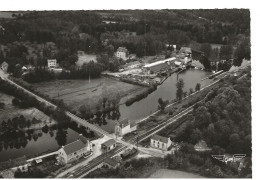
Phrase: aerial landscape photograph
[{"left": 0, "top": 2, "right": 253, "bottom": 179}]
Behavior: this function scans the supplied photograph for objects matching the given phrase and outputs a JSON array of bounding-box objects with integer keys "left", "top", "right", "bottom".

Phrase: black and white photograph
[{"left": 0, "top": 0, "right": 257, "bottom": 179}]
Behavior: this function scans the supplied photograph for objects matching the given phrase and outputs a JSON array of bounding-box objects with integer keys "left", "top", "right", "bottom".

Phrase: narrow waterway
[
  {"left": 100, "top": 69, "right": 213, "bottom": 132},
  {"left": 0, "top": 69, "right": 214, "bottom": 161}
]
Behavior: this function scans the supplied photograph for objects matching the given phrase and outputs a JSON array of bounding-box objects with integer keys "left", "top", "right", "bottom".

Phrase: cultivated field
[{"left": 31, "top": 77, "right": 147, "bottom": 112}]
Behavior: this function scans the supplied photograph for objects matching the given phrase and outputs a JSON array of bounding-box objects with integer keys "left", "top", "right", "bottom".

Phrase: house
[
  {"left": 115, "top": 119, "right": 137, "bottom": 137},
  {"left": 101, "top": 139, "right": 117, "bottom": 152},
  {"left": 142, "top": 57, "right": 176, "bottom": 74},
  {"left": 47, "top": 59, "right": 57, "bottom": 68},
  {"left": 179, "top": 47, "right": 192, "bottom": 57},
  {"left": 116, "top": 47, "right": 129, "bottom": 61},
  {"left": 150, "top": 134, "right": 172, "bottom": 151},
  {"left": 103, "top": 158, "right": 120, "bottom": 169},
  {"left": 1, "top": 61, "right": 8, "bottom": 73},
  {"left": 57, "top": 134, "right": 92, "bottom": 165}
]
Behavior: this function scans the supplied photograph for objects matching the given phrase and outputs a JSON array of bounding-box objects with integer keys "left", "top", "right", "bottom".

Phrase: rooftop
[
  {"left": 104, "top": 158, "right": 119, "bottom": 167},
  {"left": 143, "top": 57, "right": 176, "bottom": 68},
  {"left": 102, "top": 139, "right": 116, "bottom": 147},
  {"left": 151, "top": 134, "right": 169, "bottom": 144},
  {"left": 117, "top": 47, "right": 128, "bottom": 52},
  {"left": 63, "top": 139, "right": 86, "bottom": 155},
  {"left": 179, "top": 47, "right": 192, "bottom": 54}
]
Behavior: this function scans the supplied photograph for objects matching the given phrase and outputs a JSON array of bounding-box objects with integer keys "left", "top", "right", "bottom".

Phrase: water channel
[{"left": 0, "top": 69, "right": 213, "bottom": 162}]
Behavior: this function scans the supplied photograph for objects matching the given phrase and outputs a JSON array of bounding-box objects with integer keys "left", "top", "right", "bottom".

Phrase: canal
[
  {"left": 0, "top": 69, "right": 213, "bottom": 162},
  {"left": 100, "top": 69, "right": 213, "bottom": 132}
]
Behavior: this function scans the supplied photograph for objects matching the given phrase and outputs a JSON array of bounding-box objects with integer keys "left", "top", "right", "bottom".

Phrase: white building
[
  {"left": 57, "top": 135, "right": 92, "bottom": 165},
  {"left": 116, "top": 47, "right": 128, "bottom": 61},
  {"left": 101, "top": 139, "right": 116, "bottom": 152},
  {"left": 115, "top": 119, "right": 137, "bottom": 137},
  {"left": 47, "top": 59, "right": 57, "bottom": 68},
  {"left": 150, "top": 134, "right": 172, "bottom": 151}
]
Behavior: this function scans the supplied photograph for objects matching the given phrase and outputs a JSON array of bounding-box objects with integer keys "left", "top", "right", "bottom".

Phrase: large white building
[
  {"left": 142, "top": 57, "right": 176, "bottom": 74},
  {"left": 115, "top": 119, "right": 137, "bottom": 137},
  {"left": 150, "top": 134, "right": 172, "bottom": 151},
  {"left": 57, "top": 135, "right": 92, "bottom": 165},
  {"left": 116, "top": 47, "right": 128, "bottom": 61},
  {"left": 47, "top": 59, "right": 57, "bottom": 68}
]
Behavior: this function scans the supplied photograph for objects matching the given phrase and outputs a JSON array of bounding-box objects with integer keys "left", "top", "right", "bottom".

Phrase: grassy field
[
  {"left": 0, "top": 92, "right": 52, "bottom": 125},
  {"left": 31, "top": 77, "right": 147, "bottom": 112}
]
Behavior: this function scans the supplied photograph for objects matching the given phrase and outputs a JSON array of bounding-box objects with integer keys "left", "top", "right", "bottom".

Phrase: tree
[
  {"left": 195, "top": 83, "right": 201, "bottom": 91},
  {"left": 219, "top": 45, "right": 233, "bottom": 60},
  {"left": 200, "top": 43, "right": 212, "bottom": 59},
  {"left": 42, "top": 125, "right": 49, "bottom": 134},
  {"left": 158, "top": 98, "right": 169, "bottom": 111},
  {"left": 234, "top": 39, "right": 251, "bottom": 66},
  {"left": 176, "top": 79, "right": 184, "bottom": 101},
  {"left": 189, "top": 88, "right": 194, "bottom": 95}
]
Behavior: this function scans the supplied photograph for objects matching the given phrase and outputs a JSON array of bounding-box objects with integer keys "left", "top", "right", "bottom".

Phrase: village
[{"left": 0, "top": 9, "right": 252, "bottom": 179}]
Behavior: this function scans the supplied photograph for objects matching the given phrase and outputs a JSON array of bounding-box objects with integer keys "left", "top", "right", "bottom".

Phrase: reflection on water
[
  {"left": 0, "top": 125, "right": 94, "bottom": 162},
  {"left": 0, "top": 69, "right": 213, "bottom": 162},
  {"left": 98, "top": 69, "right": 213, "bottom": 132}
]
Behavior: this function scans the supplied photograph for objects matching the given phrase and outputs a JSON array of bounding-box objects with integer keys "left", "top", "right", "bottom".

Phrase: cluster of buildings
[{"left": 142, "top": 47, "right": 193, "bottom": 75}]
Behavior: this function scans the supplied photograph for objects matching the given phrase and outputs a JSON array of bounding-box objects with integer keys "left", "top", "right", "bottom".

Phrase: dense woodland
[{"left": 0, "top": 10, "right": 250, "bottom": 82}]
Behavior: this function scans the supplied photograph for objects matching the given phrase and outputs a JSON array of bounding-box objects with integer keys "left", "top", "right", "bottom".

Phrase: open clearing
[
  {"left": 31, "top": 77, "right": 147, "bottom": 112},
  {"left": 0, "top": 92, "right": 52, "bottom": 125}
]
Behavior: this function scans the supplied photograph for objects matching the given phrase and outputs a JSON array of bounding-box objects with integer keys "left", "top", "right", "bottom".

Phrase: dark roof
[
  {"left": 102, "top": 139, "right": 116, "bottom": 147},
  {"left": 104, "top": 158, "right": 119, "bottom": 167},
  {"left": 63, "top": 140, "right": 86, "bottom": 155},
  {"left": 117, "top": 47, "right": 128, "bottom": 52},
  {"left": 151, "top": 134, "right": 169, "bottom": 144},
  {"left": 78, "top": 134, "right": 88, "bottom": 144}
]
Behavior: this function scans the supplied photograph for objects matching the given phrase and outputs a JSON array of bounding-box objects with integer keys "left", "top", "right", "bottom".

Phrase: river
[
  {"left": 0, "top": 128, "right": 80, "bottom": 162},
  {"left": 100, "top": 69, "right": 213, "bottom": 132},
  {"left": 0, "top": 69, "right": 213, "bottom": 161}
]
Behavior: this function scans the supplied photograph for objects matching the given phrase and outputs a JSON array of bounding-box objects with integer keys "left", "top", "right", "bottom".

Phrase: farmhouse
[
  {"left": 1, "top": 61, "right": 8, "bottom": 73},
  {"left": 116, "top": 47, "right": 129, "bottom": 61},
  {"left": 101, "top": 139, "right": 117, "bottom": 152},
  {"left": 57, "top": 134, "right": 92, "bottom": 165},
  {"left": 150, "top": 134, "right": 172, "bottom": 151},
  {"left": 103, "top": 158, "right": 120, "bottom": 169},
  {"left": 142, "top": 57, "right": 176, "bottom": 74},
  {"left": 47, "top": 59, "right": 57, "bottom": 68},
  {"left": 115, "top": 119, "right": 137, "bottom": 137}
]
